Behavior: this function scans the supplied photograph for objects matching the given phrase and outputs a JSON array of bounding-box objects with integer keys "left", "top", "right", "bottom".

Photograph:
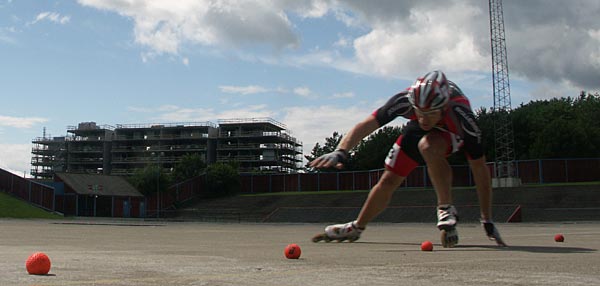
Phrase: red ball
[
  {"left": 284, "top": 243, "right": 301, "bottom": 259},
  {"left": 421, "top": 240, "right": 433, "bottom": 251},
  {"left": 554, "top": 234, "right": 565, "bottom": 242},
  {"left": 26, "top": 252, "right": 51, "bottom": 275}
]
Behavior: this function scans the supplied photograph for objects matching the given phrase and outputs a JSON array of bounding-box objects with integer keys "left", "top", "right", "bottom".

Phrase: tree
[
  {"left": 205, "top": 163, "right": 241, "bottom": 198},
  {"left": 474, "top": 107, "right": 496, "bottom": 161},
  {"left": 307, "top": 92, "right": 600, "bottom": 171},
  {"left": 483, "top": 93, "right": 600, "bottom": 160},
  {"left": 129, "top": 165, "right": 171, "bottom": 196},
  {"left": 304, "top": 131, "right": 343, "bottom": 170},
  {"left": 352, "top": 126, "right": 403, "bottom": 170},
  {"left": 171, "top": 153, "right": 206, "bottom": 183}
]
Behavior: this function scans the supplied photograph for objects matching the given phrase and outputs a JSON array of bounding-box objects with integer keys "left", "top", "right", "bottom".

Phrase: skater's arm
[
  {"left": 469, "top": 156, "right": 493, "bottom": 221},
  {"left": 336, "top": 115, "right": 380, "bottom": 152},
  {"left": 309, "top": 115, "right": 380, "bottom": 169}
]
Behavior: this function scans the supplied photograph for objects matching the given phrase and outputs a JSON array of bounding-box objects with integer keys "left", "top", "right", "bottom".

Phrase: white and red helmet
[{"left": 408, "top": 71, "right": 450, "bottom": 111}]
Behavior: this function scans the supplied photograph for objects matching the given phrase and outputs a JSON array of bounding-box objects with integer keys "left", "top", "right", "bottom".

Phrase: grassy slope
[{"left": 0, "top": 192, "right": 63, "bottom": 219}]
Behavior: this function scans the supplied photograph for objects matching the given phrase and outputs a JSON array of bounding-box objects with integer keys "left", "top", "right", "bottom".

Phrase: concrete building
[
  {"left": 110, "top": 122, "right": 218, "bottom": 176},
  {"left": 216, "top": 118, "right": 302, "bottom": 173},
  {"left": 31, "top": 118, "right": 302, "bottom": 180}
]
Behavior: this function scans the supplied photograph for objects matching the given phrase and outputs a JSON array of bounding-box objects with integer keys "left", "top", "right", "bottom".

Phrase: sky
[{"left": 1, "top": 0, "right": 599, "bottom": 177}]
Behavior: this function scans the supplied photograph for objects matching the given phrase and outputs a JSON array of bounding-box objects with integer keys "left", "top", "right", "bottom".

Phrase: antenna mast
[{"left": 489, "top": 0, "right": 519, "bottom": 187}]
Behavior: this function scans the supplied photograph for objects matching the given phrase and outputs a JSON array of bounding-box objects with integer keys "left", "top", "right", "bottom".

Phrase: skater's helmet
[{"left": 408, "top": 70, "right": 450, "bottom": 111}]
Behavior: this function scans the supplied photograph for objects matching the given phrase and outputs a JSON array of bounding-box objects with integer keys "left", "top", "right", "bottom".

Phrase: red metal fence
[
  {"left": 240, "top": 158, "right": 600, "bottom": 193},
  {"left": 0, "top": 168, "right": 55, "bottom": 211},
  {"left": 1, "top": 158, "right": 598, "bottom": 217}
]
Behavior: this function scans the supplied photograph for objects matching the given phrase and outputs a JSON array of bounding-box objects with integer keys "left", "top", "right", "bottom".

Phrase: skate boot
[
  {"left": 437, "top": 205, "right": 459, "bottom": 248},
  {"left": 482, "top": 220, "right": 507, "bottom": 247},
  {"left": 312, "top": 220, "right": 364, "bottom": 243}
]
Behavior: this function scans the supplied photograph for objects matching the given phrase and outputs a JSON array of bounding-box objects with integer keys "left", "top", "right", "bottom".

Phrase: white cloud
[
  {"left": 287, "top": 0, "right": 331, "bottom": 18},
  {"left": 215, "top": 105, "right": 276, "bottom": 120},
  {"left": 30, "top": 12, "right": 71, "bottom": 25},
  {"left": 333, "top": 34, "right": 351, "bottom": 48},
  {"left": 352, "top": 2, "right": 487, "bottom": 79},
  {"left": 0, "top": 115, "right": 47, "bottom": 128},
  {"left": 0, "top": 144, "right": 31, "bottom": 177},
  {"left": 0, "top": 33, "right": 15, "bottom": 45},
  {"left": 78, "top": 0, "right": 300, "bottom": 55},
  {"left": 127, "top": 106, "right": 153, "bottom": 113},
  {"left": 332, "top": 92, "right": 354, "bottom": 99},
  {"left": 128, "top": 104, "right": 276, "bottom": 123},
  {"left": 529, "top": 82, "right": 575, "bottom": 100},
  {"left": 0, "top": 27, "right": 18, "bottom": 45},
  {"left": 282, "top": 104, "right": 377, "bottom": 157},
  {"left": 293, "top": 86, "right": 315, "bottom": 98},
  {"left": 76, "top": 0, "right": 600, "bottom": 92},
  {"left": 219, "top": 85, "right": 269, "bottom": 95}
]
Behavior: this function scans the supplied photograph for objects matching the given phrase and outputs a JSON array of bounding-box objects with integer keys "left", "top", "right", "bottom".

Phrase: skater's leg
[
  {"left": 418, "top": 131, "right": 452, "bottom": 206},
  {"left": 418, "top": 131, "right": 460, "bottom": 247},
  {"left": 355, "top": 170, "right": 406, "bottom": 228},
  {"left": 469, "top": 157, "right": 492, "bottom": 221},
  {"left": 469, "top": 157, "right": 508, "bottom": 246},
  {"left": 313, "top": 171, "right": 405, "bottom": 243}
]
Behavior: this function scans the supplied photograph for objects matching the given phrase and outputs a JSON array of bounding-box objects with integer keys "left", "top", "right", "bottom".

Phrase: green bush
[{"left": 205, "top": 163, "right": 240, "bottom": 198}]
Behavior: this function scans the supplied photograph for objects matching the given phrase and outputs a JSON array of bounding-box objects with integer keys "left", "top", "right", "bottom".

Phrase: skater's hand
[{"left": 309, "top": 149, "right": 348, "bottom": 169}]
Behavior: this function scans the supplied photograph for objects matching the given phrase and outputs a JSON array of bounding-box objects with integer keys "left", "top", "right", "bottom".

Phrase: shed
[{"left": 54, "top": 173, "right": 146, "bottom": 217}]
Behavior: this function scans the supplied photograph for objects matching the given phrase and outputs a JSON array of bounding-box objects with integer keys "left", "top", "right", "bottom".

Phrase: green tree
[
  {"left": 484, "top": 92, "right": 600, "bottom": 160},
  {"left": 352, "top": 126, "right": 403, "bottom": 170},
  {"left": 573, "top": 91, "right": 600, "bottom": 157},
  {"left": 205, "top": 163, "right": 240, "bottom": 198},
  {"left": 171, "top": 153, "right": 206, "bottom": 183},
  {"left": 474, "top": 107, "right": 496, "bottom": 161},
  {"left": 129, "top": 165, "right": 170, "bottom": 196},
  {"left": 308, "top": 92, "right": 600, "bottom": 171},
  {"left": 304, "top": 131, "right": 344, "bottom": 170}
]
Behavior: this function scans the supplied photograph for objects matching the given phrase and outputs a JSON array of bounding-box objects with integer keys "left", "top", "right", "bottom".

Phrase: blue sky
[{"left": 1, "top": 0, "right": 599, "bottom": 176}]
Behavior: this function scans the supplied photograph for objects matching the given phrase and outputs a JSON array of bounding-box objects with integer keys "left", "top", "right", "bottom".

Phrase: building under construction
[{"left": 31, "top": 118, "right": 303, "bottom": 179}]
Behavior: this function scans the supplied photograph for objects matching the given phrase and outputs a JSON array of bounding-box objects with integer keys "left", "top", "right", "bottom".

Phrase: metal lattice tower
[{"left": 489, "top": 0, "right": 516, "bottom": 179}]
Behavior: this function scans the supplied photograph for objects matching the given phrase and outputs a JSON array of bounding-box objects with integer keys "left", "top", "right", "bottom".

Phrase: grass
[{"left": 0, "top": 192, "right": 63, "bottom": 219}]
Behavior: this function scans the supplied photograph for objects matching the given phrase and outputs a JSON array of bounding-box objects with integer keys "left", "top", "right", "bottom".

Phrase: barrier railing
[
  {"left": 239, "top": 158, "right": 600, "bottom": 193},
  {"left": 1, "top": 158, "right": 598, "bottom": 218}
]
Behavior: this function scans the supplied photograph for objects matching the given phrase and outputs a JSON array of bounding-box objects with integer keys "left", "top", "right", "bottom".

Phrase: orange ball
[
  {"left": 421, "top": 240, "right": 433, "bottom": 251},
  {"left": 284, "top": 243, "right": 301, "bottom": 259},
  {"left": 26, "top": 252, "right": 51, "bottom": 275}
]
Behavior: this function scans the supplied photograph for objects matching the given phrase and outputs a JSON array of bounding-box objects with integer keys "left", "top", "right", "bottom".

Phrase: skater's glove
[{"left": 311, "top": 149, "right": 348, "bottom": 169}]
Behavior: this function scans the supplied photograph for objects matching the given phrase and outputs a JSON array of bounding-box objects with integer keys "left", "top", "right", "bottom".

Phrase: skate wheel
[
  {"left": 312, "top": 233, "right": 331, "bottom": 243},
  {"left": 441, "top": 229, "right": 459, "bottom": 248}
]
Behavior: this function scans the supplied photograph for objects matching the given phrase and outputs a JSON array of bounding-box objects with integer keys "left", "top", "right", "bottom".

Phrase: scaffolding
[{"left": 31, "top": 118, "right": 304, "bottom": 178}]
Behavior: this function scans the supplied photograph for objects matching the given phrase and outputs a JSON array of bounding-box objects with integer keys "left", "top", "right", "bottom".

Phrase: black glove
[{"left": 313, "top": 149, "right": 348, "bottom": 168}]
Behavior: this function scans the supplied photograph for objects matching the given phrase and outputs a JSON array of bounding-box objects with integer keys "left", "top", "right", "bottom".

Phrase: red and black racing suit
[{"left": 372, "top": 81, "right": 484, "bottom": 177}]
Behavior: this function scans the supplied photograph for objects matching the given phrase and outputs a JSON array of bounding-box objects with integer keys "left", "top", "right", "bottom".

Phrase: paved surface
[{"left": 1, "top": 219, "right": 599, "bottom": 286}]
